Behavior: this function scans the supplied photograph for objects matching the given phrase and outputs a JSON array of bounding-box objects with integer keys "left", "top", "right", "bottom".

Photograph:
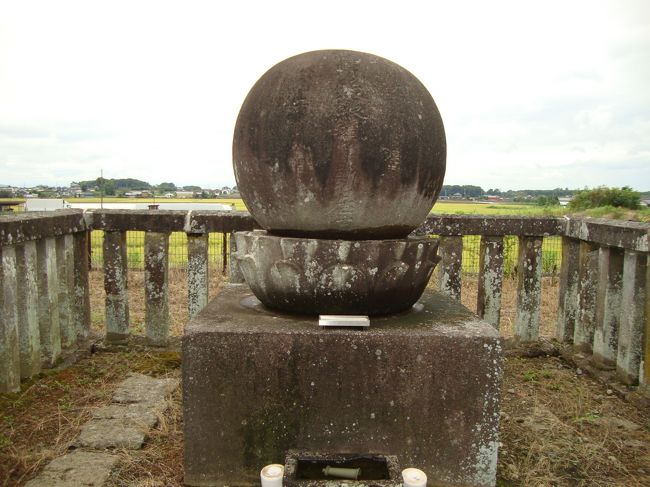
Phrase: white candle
[
  {"left": 260, "top": 464, "right": 284, "bottom": 487},
  {"left": 402, "top": 468, "right": 427, "bottom": 487}
]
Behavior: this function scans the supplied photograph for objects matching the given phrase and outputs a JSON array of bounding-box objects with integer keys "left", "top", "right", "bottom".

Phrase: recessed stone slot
[
  {"left": 282, "top": 451, "right": 401, "bottom": 487},
  {"left": 296, "top": 455, "right": 389, "bottom": 481}
]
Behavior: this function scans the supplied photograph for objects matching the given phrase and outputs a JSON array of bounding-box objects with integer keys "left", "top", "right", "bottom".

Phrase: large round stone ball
[{"left": 233, "top": 49, "right": 446, "bottom": 239}]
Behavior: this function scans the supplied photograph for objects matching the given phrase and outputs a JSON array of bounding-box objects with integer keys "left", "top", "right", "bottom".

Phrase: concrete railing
[
  {"left": 1, "top": 210, "right": 648, "bottom": 395},
  {"left": 0, "top": 210, "right": 91, "bottom": 393},
  {"left": 90, "top": 210, "right": 255, "bottom": 346}
]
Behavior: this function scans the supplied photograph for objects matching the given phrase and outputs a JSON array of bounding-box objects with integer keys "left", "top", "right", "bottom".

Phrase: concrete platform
[{"left": 182, "top": 285, "right": 502, "bottom": 487}]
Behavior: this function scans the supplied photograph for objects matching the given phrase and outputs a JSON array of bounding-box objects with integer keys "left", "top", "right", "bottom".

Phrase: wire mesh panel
[
  {"left": 126, "top": 231, "right": 145, "bottom": 269},
  {"left": 428, "top": 234, "right": 561, "bottom": 276},
  {"left": 90, "top": 230, "right": 228, "bottom": 271},
  {"left": 208, "top": 233, "right": 227, "bottom": 274},
  {"left": 90, "top": 230, "right": 103, "bottom": 268}
]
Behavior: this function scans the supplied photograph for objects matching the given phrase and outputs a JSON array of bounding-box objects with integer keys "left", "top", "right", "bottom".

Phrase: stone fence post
[
  {"left": 514, "top": 236, "right": 543, "bottom": 342},
  {"left": 187, "top": 233, "right": 209, "bottom": 320},
  {"left": 477, "top": 236, "right": 504, "bottom": 328},
  {"left": 437, "top": 236, "right": 463, "bottom": 300},
  {"left": 144, "top": 232, "right": 170, "bottom": 346},
  {"left": 103, "top": 230, "right": 129, "bottom": 343}
]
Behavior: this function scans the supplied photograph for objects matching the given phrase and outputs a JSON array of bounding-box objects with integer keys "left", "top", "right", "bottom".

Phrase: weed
[
  {"left": 523, "top": 371, "right": 539, "bottom": 382},
  {"left": 574, "top": 411, "right": 601, "bottom": 423}
]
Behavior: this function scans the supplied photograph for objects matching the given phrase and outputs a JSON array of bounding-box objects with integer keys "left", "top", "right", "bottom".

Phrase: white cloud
[{"left": 0, "top": 0, "right": 648, "bottom": 190}]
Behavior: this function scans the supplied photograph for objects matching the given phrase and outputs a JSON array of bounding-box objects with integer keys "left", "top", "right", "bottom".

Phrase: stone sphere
[{"left": 233, "top": 49, "right": 446, "bottom": 239}]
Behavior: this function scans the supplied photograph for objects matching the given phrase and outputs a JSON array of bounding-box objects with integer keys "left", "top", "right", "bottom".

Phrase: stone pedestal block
[{"left": 183, "top": 285, "right": 502, "bottom": 487}]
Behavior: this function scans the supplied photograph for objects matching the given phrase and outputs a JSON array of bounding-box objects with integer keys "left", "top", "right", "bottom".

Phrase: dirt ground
[
  {"left": 0, "top": 351, "right": 180, "bottom": 486},
  {"left": 2, "top": 350, "right": 648, "bottom": 487},
  {"left": 2, "top": 272, "right": 648, "bottom": 486}
]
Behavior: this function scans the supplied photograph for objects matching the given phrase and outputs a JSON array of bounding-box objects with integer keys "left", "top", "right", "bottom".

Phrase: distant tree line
[
  {"left": 78, "top": 177, "right": 152, "bottom": 195},
  {"left": 74, "top": 178, "right": 222, "bottom": 196},
  {"left": 440, "top": 185, "right": 578, "bottom": 199}
]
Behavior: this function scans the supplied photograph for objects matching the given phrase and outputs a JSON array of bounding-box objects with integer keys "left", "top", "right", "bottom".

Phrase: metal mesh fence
[
  {"left": 457, "top": 235, "right": 562, "bottom": 276},
  {"left": 90, "top": 230, "right": 228, "bottom": 271},
  {"left": 90, "top": 231, "right": 562, "bottom": 276}
]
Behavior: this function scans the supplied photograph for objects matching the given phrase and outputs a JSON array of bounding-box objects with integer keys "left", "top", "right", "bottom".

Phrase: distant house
[
  {"left": 175, "top": 191, "right": 195, "bottom": 198},
  {"left": 164, "top": 193, "right": 175, "bottom": 198},
  {"left": 69, "top": 182, "right": 82, "bottom": 196},
  {"left": 642, "top": 199, "right": 650, "bottom": 207},
  {"left": 558, "top": 197, "right": 573, "bottom": 207},
  {"left": 123, "top": 190, "right": 152, "bottom": 198},
  {"left": 485, "top": 195, "right": 503, "bottom": 202}
]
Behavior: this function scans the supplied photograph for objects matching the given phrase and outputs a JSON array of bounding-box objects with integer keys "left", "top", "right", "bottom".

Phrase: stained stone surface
[
  {"left": 183, "top": 285, "right": 502, "bottom": 487},
  {"left": 92, "top": 403, "right": 158, "bottom": 428},
  {"left": 233, "top": 49, "right": 446, "bottom": 239},
  {"left": 234, "top": 230, "right": 440, "bottom": 315},
  {"left": 76, "top": 418, "right": 146, "bottom": 449},
  {"left": 24, "top": 450, "right": 119, "bottom": 487},
  {"left": 112, "top": 372, "right": 179, "bottom": 405}
]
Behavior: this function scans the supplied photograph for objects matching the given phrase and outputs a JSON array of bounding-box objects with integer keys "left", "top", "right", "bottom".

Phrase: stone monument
[
  {"left": 232, "top": 49, "right": 446, "bottom": 316},
  {"left": 183, "top": 50, "right": 502, "bottom": 487}
]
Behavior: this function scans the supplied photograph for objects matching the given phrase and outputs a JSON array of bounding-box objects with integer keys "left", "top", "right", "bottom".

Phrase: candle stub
[
  {"left": 402, "top": 468, "right": 427, "bottom": 487},
  {"left": 261, "top": 464, "right": 284, "bottom": 487}
]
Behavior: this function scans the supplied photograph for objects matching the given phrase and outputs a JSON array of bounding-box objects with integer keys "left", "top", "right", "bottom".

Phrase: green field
[
  {"left": 3, "top": 196, "right": 648, "bottom": 221},
  {"left": 23, "top": 197, "right": 559, "bottom": 216}
]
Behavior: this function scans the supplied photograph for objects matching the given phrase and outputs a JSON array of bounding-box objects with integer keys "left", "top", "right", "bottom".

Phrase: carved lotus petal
[{"left": 234, "top": 231, "right": 440, "bottom": 316}]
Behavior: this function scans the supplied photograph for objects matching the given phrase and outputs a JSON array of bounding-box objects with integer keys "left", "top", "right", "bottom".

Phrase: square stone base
[{"left": 183, "top": 285, "right": 502, "bottom": 487}]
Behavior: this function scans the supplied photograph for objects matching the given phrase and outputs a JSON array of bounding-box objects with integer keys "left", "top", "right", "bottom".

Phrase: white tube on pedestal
[
  {"left": 261, "top": 464, "right": 284, "bottom": 487},
  {"left": 402, "top": 468, "right": 427, "bottom": 487}
]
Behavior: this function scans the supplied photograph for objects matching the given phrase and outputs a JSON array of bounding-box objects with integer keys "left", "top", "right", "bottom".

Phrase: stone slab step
[
  {"left": 25, "top": 372, "right": 180, "bottom": 486},
  {"left": 76, "top": 418, "right": 147, "bottom": 449},
  {"left": 112, "top": 373, "right": 179, "bottom": 405},
  {"left": 23, "top": 450, "right": 119, "bottom": 487},
  {"left": 76, "top": 373, "right": 179, "bottom": 450}
]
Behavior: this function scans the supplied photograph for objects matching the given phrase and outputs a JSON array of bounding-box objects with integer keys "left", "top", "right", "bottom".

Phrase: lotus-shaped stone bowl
[{"left": 234, "top": 230, "right": 440, "bottom": 316}]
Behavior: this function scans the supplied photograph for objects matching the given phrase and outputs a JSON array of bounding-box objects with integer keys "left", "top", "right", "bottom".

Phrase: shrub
[
  {"left": 568, "top": 186, "right": 640, "bottom": 210},
  {"left": 536, "top": 195, "right": 560, "bottom": 206}
]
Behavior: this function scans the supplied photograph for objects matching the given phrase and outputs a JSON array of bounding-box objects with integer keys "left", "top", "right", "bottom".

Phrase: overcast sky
[{"left": 1, "top": 0, "right": 648, "bottom": 191}]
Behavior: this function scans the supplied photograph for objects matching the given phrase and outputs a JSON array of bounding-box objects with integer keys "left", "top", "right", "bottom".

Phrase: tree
[
  {"left": 441, "top": 185, "right": 485, "bottom": 198},
  {"left": 103, "top": 180, "right": 116, "bottom": 196},
  {"left": 158, "top": 182, "right": 176, "bottom": 192},
  {"left": 568, "top": 186, "right": 640, "bottom": 210}
]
